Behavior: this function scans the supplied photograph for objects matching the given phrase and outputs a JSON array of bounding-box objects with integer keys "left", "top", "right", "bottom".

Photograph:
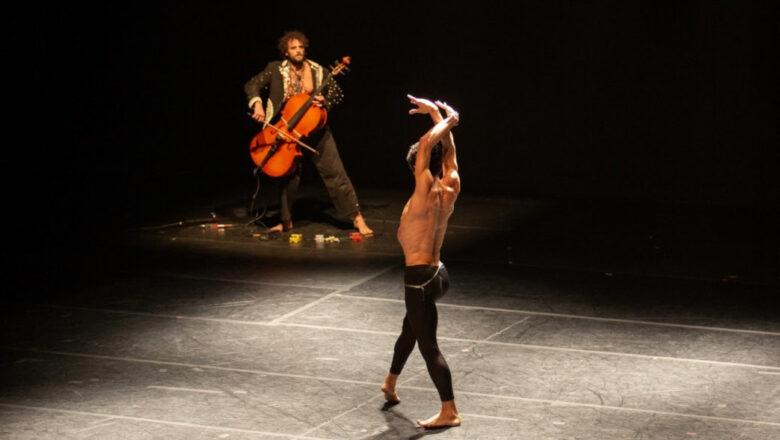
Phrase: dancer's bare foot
[
  {"left": 353, "top": 212, "right": 373, "bottom": 237},
  {"left": 269, "top": 219, "right": 293, "bottom": 232},
  {"left": 381, "top": 373, "right": 400, "bottom": 403},
  {"left": 417, "top": 401, "right": 461, "bottom": 429}
]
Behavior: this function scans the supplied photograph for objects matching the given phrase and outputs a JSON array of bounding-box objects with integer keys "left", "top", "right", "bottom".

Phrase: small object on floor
[
  {"left": 200, "top": 223, "right": 233, "bottom": 230},
  {"left": 314, "top": 234, "right": 325, "bottom": 243},
  {"left": 350, "top": 232, "right": 363, "bottom": 242},
  {"left": 325, "top": 235, "right": 340, "bottom": 243},
  {"left": 289, "top": 233, "right": 303, "bottom": 244}
]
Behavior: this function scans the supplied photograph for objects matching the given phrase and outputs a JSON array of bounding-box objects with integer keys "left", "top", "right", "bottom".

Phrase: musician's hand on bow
[{"left": 252, "top": 102, "right": 266, "bottom": 123}]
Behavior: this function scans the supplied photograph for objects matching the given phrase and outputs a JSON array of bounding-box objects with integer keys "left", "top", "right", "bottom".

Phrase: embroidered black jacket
[{"left": 244, "top": 59, "right": 344, "bottom": 126}]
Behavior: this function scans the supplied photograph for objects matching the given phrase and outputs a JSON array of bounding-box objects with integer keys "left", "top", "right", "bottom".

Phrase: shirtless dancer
[{"left": 381, "top": 95, "right": 461, "bottom": 428}]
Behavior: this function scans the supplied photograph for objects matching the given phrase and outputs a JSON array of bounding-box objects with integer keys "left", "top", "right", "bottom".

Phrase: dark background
[{"left": 6, "top": 2, "right": 778, "bottom": 288}]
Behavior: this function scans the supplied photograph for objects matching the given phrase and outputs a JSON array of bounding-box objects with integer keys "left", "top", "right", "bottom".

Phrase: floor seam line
[
  {"left": 123, "top": 270, "right": 338, "bottom": 290},
  {"left": 30, "top": 306, "right": 780, "bottom": 371},
  {"left": 0, "top": 403, "right": 331, "bottom": 439},
  {"left": 101, "top": 270, "right": 777, "bottom": 323},
  {"left": 1, "top": 348, "right": 778, "bottom": 428},
  {"left": 336, "top": 294, "right": 780, "bottom": 336},
  {"left": 294, "top": 393, "right": 384, "bottom": 439},
  {"left": 149, "top": 235, "right": 401, "bottom": 257},
  {"left": 268, "top": 264, "right": 399, "bottom": 325}
]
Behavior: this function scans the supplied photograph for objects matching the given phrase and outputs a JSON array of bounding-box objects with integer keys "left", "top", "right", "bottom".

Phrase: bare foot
[
  {"left": 353, "top": 213, "right": 373, "bottom": 237},
  {"left": 417, "top": 411, "right": 461, "bottom": 429},
  {"left": 417, "top": 401, "right": 460, "bottom": 429},
  {"left": 381, "top": 384, "right": 400, "bottom": 404},
  {"left": 269, "top": 219, "right": 293, "bottom": 232},
  {"left": 381, "top": 374, "right": 400, "bottom": 403}
]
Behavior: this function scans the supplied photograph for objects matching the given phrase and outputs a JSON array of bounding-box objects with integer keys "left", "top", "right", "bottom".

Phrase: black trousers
[
  {"left": 390, "top": 263, "right": 454, "bottom": 402},
  {"left": 279, "top": 126, "right": 360, "bottom": 222}
]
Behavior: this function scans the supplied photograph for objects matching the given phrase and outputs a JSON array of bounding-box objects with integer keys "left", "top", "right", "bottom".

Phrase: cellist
[{"left": 244, "top": 30, "right": 373, "bottom": 236}]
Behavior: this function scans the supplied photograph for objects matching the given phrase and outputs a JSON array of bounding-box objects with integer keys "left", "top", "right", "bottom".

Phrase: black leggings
[{"left": 389, "top": 263, "right": 454, "bottom": 401}]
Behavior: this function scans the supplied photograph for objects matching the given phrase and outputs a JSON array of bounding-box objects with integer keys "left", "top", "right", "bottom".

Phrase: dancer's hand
[
  {"left": 435, "top": 100, "right": 459, "bottom": 126},
  {"left": 407, "top": 94, "right": 439, "bottom": 116}
]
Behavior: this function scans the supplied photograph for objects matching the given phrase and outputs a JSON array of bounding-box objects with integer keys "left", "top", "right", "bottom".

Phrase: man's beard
[{"left": 288, "top": 54, "right": 306, "bottom": 67}]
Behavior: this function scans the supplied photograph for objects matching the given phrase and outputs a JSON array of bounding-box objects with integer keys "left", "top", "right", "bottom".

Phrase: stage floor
[{"left": 2, "top": 187, "right": 778, "bottom": 439}]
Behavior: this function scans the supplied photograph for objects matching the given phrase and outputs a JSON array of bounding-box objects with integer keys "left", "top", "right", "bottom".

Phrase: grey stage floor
[{"left": 1, "top": 187, "right": 779, "bottom": 439}]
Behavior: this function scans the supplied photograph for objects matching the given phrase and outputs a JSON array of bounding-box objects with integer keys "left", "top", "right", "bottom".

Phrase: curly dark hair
[
  {"left": 278, "top": 30, "right": 310, "bottom": 58},
  {"left": 406, "top": 142, "right": 443, "bottom": 177}
]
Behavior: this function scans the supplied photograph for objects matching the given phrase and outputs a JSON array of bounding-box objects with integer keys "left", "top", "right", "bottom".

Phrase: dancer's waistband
[{"left": 404, "top": 261, "right": 444, "bottom": 290}]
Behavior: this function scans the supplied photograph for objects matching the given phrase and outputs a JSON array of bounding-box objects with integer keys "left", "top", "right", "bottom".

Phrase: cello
[{"left": 249, "top": 56, "right": 351, "bottom": 177}]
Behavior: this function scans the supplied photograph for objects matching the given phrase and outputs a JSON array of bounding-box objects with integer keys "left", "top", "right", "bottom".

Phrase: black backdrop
[{"left": 9, "top": 2, "right": 779, "bottom": 238}]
